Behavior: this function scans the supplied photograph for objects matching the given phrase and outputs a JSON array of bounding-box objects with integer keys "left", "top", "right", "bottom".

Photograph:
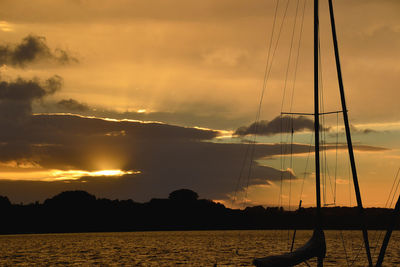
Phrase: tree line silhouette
[{"left": 0, "top": 189, "right": 398, "bottom": 234}]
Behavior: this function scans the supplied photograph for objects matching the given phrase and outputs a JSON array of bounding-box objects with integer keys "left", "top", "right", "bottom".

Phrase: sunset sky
[{"left": 0, "top": 0, "right": 399, "bottom": 208}]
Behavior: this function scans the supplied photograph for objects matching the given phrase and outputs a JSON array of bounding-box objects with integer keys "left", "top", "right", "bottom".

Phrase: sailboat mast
[
  {"left": 375, "top": 193, "right": 400, "bottom": 266},
  {"left": 313, "top": 0, "right": 321, "bottom": 222},
  {"left": 314, "top": 2, "right": 323, "bottom": 266},
  {"left": 327, "top": 1, "right": 373, "bottom": 266}
]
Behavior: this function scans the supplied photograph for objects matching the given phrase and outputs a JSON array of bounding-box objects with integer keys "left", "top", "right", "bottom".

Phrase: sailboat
[{"left": 252, "top": 0, "right": 398, "bottom": 266}]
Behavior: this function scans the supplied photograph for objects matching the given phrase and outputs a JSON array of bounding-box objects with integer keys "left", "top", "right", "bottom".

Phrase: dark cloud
[
  {"left": 0, "top": 76, "right": 62, "bottom": 123},
  {"left": 0, "top": 76, "right": 61, "bottom": 101},
  {"left": 350, "top": 124, "right": 378, "bottom": 135},
  {"left": 0, "top": 76, "right": 62, "bottom": 162},
  {"left": 0, "top": 76, "right": 387, "bottom": 203},
  {"left": 57, "top": 99, "right": 90, "bottom": 112},
  {"left": 340, "top": 144, "right": 387, "bottom": 152},
  {"left": 0, "top": 35, "right": 77, "bottom": 67},
  {"left": 361, "top": 129, "right": 377, "bottom": 134},
  {"left": 0, "top": 109, "right": 388, "bottom": 203},
  {"left": 234, "top": 116, "right": 329, "bottom": 136},
  {"left": 0, "top": 112, "right": 313, "bottom": 202},
  {"left": 36, "top": 100, "right": 249, "bottom": 130},
  {"left": 329, "top": 125, "right": 380, "bottom": 138}
]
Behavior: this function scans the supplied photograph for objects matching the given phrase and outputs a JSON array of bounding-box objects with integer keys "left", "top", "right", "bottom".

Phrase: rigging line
[
  {"left": 241, "top": 0, "right": 288, "bottom": 207},
  {"left": 350, "top": 241, "right": 369, "bottom": 267},
  {"left": 317, "top": 27, "right": 327, "bottom": 206},
  {"left": 289, "top": 116, "right": 294, "bottom": 212},
  {"left": 348, "top": 183, "right": 370, "bottom": 265},
  {"left": 348, "top": 159, "right": 352, "bottom": 206},
  {"left": 259, "top": 4, "right": 291, "bottom": 204},
  {"left": 319, "top": 42, "right": 332, "bottom": 206},
  {"left": 232, "top": 137, "right": 262, "bottom": 207},
  {"left": 388, "top": 168, "right": 400, "bottom": 208},
  {"left": 385, "top": 167, "right": 400, "bottom": 208},
  {"left": 334, "top": 112, "right": 339, "bottom": 204},
  {"left": 246, "top": 0, "right": 287, "bottom": 174},
  {"left": 318, "top": 36, "right": 335, "bottom": 206},
  {"left": 290, "top": 200, "right": 302, "bottom": 252},
  {"left": 286, "top": 115, "right": 296, "bottom": 249},
  {"left": 344, "top": 155, "right": 360, "bottom": 266},
  {"left": 280, "top": 0, "right": 301, "bottom": 113},
  {"left": 371, "top": 168, "right": 400, "bottom": 258},
  {"left": 370, "top": 167, "right": 400, "bottom": 257},
  {"left": 257, "top": 0, "right": 288, "bottom": 140},
  {"left": 271, "top": 0, "right": 291, "bottom": 208},
  {"left": 286, "top": 116, "right": 295, "bottom": 251},
  {"left": 288, "top": 0, "right": 307, "bottom": 113},
  {"left": 328, "top": 1, "right": 373, "bottom": 264},
  {"left": 298, "top": 132, "right": 314, "bottom": 202},
  {"left": 256, "top": 0, "right": 292, "bottom": 249},
  {"left": 318, "top": 29, "right": 335, "bottom": 205},
  {"left": 264, "top": 0, "right": 291, "bottom": 97},
  {"left": 231, "top": 143, "right": 252, "bottom": 206},
  {"left": 375, "top": 165, "right": 400, "bottom": 253},
  {"left": 234, "top": 0, "right": 280, "bottom": 209},
  {"left": 244, "top": 0, "right": 292, "bottom": 210},
  {"left": 279, "top": 0, "right": 301, "bottom": 210},
  {"left": 285, "top": 0, "right": 304, "bottom": 188},
  {"left": 375, "top": 196, "right": 400, "bottom": 267},
  {"left": 281, "top": 0, "right": 302, "bottom": 137},
  {"left": 339, "top": 230, "right": 351, "bottom": 267},
  {"left": 282, "top": 111, "right": 344, "bottom": 115}
]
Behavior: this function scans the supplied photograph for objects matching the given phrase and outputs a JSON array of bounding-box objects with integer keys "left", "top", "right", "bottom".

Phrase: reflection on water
[{"left": 0, "top": 230, "right": 399, "bottom": 266}]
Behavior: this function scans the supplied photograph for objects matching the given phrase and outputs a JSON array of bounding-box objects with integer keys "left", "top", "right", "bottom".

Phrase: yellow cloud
[
  {"left": 0, "top": 169, "right": 139, "bottom": 181},
  {"left": 0, "top": 21, "right": 13, "bottom": 32}
]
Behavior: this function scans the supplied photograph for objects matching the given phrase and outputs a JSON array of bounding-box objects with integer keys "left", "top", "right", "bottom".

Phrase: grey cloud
[
  {"left": 341, "top": 144, "right": 387, "bottom": 152},
  {"left": 0, "top": 113, "right": 220, "bottom": 166},
  {"left": 0, "top": 113, "right": 311, "bottom": 203},
  {"left": 57, "top": 99, "right": 90, "bottom": 112},
  {"left": 329, "top": 125, "right": 379, "bottom": 138},
  {"left": 350, "top": 124, "right": 377, "bottom": 135},
  {"left": 0, "top": 35, "right": 78, "bottom": 67},
  {"left": 36, "top": 100, "right": 250, "bottom": 130},
  {"left": 0, "top": 76, "right": 62, "bottom": 161},
  {"left": 0, "top": 76, "right": 62, "bottom": 101},
  {"left": 0, "top": 76, "right": 62, "bottom": 124},
  {"left": 362, "top": 129, "right": 376, "bottom": 134},
  {"left": 234, "top": 116, "right": 328, "bottom": 136},
  {"left": 0, "top": 111, "right": 388, "bottom": 203}
]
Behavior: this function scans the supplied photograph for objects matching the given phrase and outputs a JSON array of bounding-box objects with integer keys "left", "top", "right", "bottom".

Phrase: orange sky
[{"left": 0, "top": 0, "right": 399, "bottom": 207}]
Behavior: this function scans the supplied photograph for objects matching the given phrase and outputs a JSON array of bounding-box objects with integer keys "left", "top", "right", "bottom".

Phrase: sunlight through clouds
[
  {"left": 0, "top": 0, "right": 398, "bottom": 206},
  {"left": 0, "top": 169, "right": 139, "bottom": 181},
  {"left": 0, "top": 21, "right": 13, "bottom": 32},
  {"left": 51, "top": 169, "right": 140, "bottom": 181}
]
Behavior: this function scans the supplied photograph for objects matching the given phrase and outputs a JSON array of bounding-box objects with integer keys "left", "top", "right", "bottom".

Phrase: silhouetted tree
[
  {"left": 168, "top": 189, "right": 198, "bottom": 202},
  {"left": 0, "top": 189, "right": 397, "bottom": 234},
  {"left": 244, "top": 205, "right": 265, "bottom": 215},
  {"left": 43, "top": 190, "right": 96, "bottom": 209},
  {"left": 0, "top": 196, "right": 11, "bottom": 207}
]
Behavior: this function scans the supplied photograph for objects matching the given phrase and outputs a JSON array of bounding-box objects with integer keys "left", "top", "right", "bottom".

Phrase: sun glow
[
  {"left": 0, "top": 21, "right": 13, "bottom": 32},
  {"left": 51, "top": 169, "right": 140, "bottom": 180},
  {"left": 0, "top": 169, "right": 140, "bottom": 181},
  {"left": 90, "top": 170, "right": 131, "bottom": 176}
]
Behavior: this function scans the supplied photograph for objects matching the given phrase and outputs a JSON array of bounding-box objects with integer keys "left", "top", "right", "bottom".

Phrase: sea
[{"left": 0, "top": 230, "right": 399, "bottom": 266}]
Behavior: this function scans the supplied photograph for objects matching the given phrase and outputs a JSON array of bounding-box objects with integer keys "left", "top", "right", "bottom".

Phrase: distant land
[{"left": 0, "top": 189, "right": 398, "bottom": 234}]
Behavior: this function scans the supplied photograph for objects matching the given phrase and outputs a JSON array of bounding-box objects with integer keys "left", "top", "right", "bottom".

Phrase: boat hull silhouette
[{"left": 253, "top": 229, "right": 326, "bottom": 267}]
